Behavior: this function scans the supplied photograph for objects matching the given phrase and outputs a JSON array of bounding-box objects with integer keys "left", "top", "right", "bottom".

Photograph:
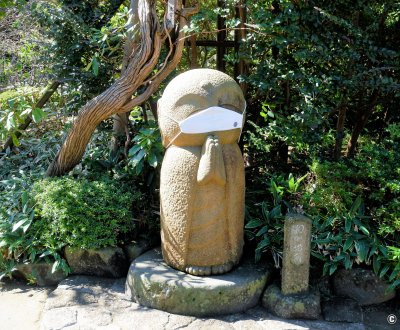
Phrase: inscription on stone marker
[
  {"left": 282, "top": 214, "right": 312, "bottom": 295},
  {"left": 290, "top": 223, "right": 307, "bottom": 265}
]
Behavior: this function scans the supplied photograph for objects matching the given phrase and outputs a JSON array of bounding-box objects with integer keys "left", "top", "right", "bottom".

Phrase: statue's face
[{"left": 158, "top": 69, "right": 246, "bottom": 147}]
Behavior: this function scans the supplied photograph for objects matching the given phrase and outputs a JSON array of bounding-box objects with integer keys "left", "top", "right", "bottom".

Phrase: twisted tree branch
[{"left": 47, "top": 0, "right": 198, "bottom": 176}]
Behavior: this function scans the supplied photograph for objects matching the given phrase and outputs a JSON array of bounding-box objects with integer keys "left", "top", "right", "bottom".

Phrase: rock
[
  {"left": 362, "top": 301, "right": 400, "bottom": 330},
  {"left": 312, "top": 276, "right": 333, "bottom": 298},
  {"left": 65, "top": 246, "right": 128, "bottom": 278},
  {"left": 262, "top": 283, "right": 321, "bottom": 319},
  {"left": 14, "top": 262, "right": 67, "bottom": 286},
  {"left": 322, "top": 297, "right": 363, "bottom": 323},
  {"left": 333, "top": 268, "right": 396, "bottom": 306},
  {"left": 122, "top": 240, "right": 151, "bottom": 263},
  {"left": 125, "top": 249, "right": 271, "bottom": 316}
]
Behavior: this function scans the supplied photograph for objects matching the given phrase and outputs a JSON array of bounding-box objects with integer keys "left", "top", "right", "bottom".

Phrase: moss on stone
[
  {"left": 126, "top": 249, "right": 271, "bottom": 316},
  {"left": 262, "top": 283, "right": 321, "bottom": 320},
  {"left": 293, "top": 302, "right": 305, "bottom": 313}
]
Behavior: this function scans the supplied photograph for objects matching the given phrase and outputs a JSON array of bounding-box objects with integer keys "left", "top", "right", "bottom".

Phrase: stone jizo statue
[{"left": 157, "top": 69, "right": 246, "bottom": 276}]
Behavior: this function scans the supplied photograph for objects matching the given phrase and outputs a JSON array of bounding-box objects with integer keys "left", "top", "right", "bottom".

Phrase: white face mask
[{"left": 163, "top": 104, "right": 246, "bottom": 148}]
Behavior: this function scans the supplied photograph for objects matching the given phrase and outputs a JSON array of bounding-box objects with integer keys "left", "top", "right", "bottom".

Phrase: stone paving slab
[
  {"left": 0, "top": 279, "right": 51, "bottom": 330},
  {"left": 40, "top": 276, "right": 366, "bottom": 330}
]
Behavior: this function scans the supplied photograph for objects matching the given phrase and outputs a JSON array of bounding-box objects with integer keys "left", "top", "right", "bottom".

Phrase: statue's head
[{"left": 158, "top": 69, "right": 246, "bottom": 148}]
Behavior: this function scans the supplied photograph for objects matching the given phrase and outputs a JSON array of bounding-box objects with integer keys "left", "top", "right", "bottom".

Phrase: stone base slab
[
  {"left": 125, "top": 249, "right": 271, "bottom": 317},
  {"left": 262, "top": 283, "right": 321, "bottom": 319}
]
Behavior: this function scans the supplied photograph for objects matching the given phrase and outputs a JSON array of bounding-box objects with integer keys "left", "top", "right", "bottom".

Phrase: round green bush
[{"left": 32, "top": 176, "right": 140, "bottom": 249}]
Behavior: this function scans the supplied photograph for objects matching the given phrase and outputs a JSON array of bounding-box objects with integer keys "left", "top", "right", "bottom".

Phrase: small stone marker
[
  {"left": 282, "top": 214, "right": 312, "bottom": 295},
  {"left": 262, "top": 213, "right": 321, "bottom": 319}
]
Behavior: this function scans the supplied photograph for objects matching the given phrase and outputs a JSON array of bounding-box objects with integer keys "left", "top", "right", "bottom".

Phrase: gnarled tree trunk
[
  {"left": 47, "top": 0, "right": 198, "bottom": 176},
  {"left": 110, "top": 0, "right": 141, "bottom": 158}
]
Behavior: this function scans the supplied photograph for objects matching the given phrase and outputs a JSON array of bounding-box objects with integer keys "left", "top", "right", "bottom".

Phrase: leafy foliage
[
  {"left": 239, "top": 0, "right": 400, "bottom": 290},
  {"left": 1, "top": 2, "right": 60, "bottom": 99},
  {"left": 0, "top": 88, "right": 47, "bottom": 147},
  {"left": 1, "top": 0, "right": 399, "bottom": 291},
  {"left": 246, "top": 174, "right": 399, "bottom": 289},
  {"left": 0, "top": 172, "right": 70, "bottom": 280},
  {"left": 311, "top": 196, "right": 398, "bottom": 290},
  {"left": 0, "top": 0, "right": 24, "bottom": 18},
  {"left": 32, "top": 177, "right": 139, "bottom": 249},
  {"left": 387, "top": 246, "right": 400, "bottom": 291},
  {"left": 235, "top": 0, "right": 399, "bottom": 171},
  {"left": 245, "top": 173, "right": 306, "bottom": 266},
  {"left": 128, "top": 121, "right": 163, "bottom": 175},
  {"left": 32, "top": 0, "right": 127, "bottom": 103},
  {"left": 303, "top": 130, "right": 400, "bottom": 239}
]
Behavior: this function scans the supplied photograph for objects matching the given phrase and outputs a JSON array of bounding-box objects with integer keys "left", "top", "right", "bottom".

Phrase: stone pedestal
[
  {"left": 262, "top": 283, "right": 321, "bottom": 319},
  {"left": 125, "top": 249, "right": 271, "bottom": 316}
]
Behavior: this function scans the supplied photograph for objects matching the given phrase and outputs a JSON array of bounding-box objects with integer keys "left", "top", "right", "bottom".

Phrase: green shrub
[
  {"left": 0, "top": 88, "right": 45, "bottom": 147},
  {"left": 0, "top": 133, "right": 143, "bottom": 280},
  {"left": 245, "top": 173, "right": 307, "bottom": 266},
  {"left": 245, "top": 169, "right": 400, "bottom": 290},
  {"left": 302, "top": 131, "right": 400, "bottom": 239},
  {"left": 0, "top": 182, "right": 70, "bottom": 280},
  {"left": 356, "top": 129, "right": 400, "bottom": 236},
  {"left": 302, "top": 160, "right": 364, "bottom": 217},
  {"left": 312, "top": 197, "right": 382, "bottom": 273},
  {"left": 311, "top": 196, "right": 399, "bottom": 289},
  {"left": 299, "top": 138, "right": 400, "bottom": 289},
  {"left": 32, "top": 176, "right": 140, "bottom": 249}
]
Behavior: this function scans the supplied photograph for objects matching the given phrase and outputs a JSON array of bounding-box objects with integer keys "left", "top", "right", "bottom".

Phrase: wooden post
[
  {"left": 217, "top": 0, "right": 227, "bottom": 71},
  {"left": 190, "top": 34, "right": 199, "bottom": 68},
  {"left": 234, "top": 0, "right": 248, "bottom": 94},
  {"left": 183, "top": 0, "right": 248, "bottom": 77},
  {"left": 166, "top": 0, "right": 176, "bottom": 29}
]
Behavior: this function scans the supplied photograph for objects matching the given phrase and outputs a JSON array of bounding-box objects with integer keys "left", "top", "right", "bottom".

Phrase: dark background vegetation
[{"left": 0, "top": 0, "right": 399, "bottom": 290}]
